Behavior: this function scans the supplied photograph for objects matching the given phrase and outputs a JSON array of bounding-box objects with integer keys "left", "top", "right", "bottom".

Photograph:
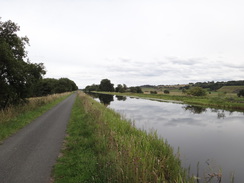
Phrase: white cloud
[{"left": 1, "top": 0, "right": 244, "bottom": 88}]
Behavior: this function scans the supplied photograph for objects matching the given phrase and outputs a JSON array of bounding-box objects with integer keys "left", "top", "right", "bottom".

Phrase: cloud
[{"left": 166, "top": 57, "right": 204, "bottom": 66}]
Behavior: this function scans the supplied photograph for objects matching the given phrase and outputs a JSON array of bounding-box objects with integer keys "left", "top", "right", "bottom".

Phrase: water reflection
[
  {"left": 182, "top": 105, "right": 207, "bottom": 114},
  {"left": 87, "top": 92, "right": 99, "bottom": 99},
  {"left": 91, "top": 93, "right": 244, "bottom": 182},
  {"left": 98, "top": 94, "right": 114, "bottom": 106},
  {"left": 116, "top": 95, "right": 127, "bottom": 101}
]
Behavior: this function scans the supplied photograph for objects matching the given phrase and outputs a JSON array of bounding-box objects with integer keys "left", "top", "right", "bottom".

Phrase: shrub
[
  {"left": 187, "top": 87, "right": 207, "bottom": 96},
  {"left": 237, "top": 89, "right": 244, "bottom": 97},
  {"left": 164, "top": 90, "right": 170, "bottom": 94}
]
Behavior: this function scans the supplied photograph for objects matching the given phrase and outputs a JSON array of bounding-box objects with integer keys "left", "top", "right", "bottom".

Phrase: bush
[
  {"left": 164, "top": 90, "right": 170, "bottom": 94},
  {"left": 150, "top": 91, "right": 157, "bottom": 94},
  {"left": 237, "top": 89, "right": 244, "bottom": 97},
  {"left": 187, "top": 87, "right": 207, "bottom": 96}
]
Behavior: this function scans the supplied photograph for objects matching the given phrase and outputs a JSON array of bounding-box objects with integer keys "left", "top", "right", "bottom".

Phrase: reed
[
  {"left": 53, "top": 92, "right": 194, "bottom": 182},
  {"left": 0, "top": 92, "right": 72, "bottom": 141}
]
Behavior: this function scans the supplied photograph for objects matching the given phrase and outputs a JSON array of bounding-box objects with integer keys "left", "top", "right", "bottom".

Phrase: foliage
[
  {"left": 99, "top": 79, "right": 114, "bottom": 92},
  {"left": 164, "top": 90, "right": 170, "bottom": 94},
  {"left": 35, "top": 78, "right": 78, "bottom": 96},
  {"left": 187, "top": 87, "right": 207, "bottom": 96},
  {"left": 129, "top": 86, "right": 143, "bottom": 93},
  {"left": 0, "top": 18, "right": 46, "bottom": 109},
  {"left": 115, "top": 84, "right": 127, "bottom": 93},
  {"left": 84, "top": 84, "right": 99, "bottom": 92},
  {"left": 150, "top": 91, "right": 157, "bottom": 94},
  {"left": 237, "top": 89, "right": 244, "bottom": 97},
  {"left": 193, "top": 80, "right": 244, "bottom": 91}
]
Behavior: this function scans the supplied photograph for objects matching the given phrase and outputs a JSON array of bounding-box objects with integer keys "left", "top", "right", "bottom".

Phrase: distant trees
[
  {"left": 192, "top": 80, "right": 244, "bottom": 91},
  {"left": 99, "top": 79, "right": 114, "bottom": 92},
  {"left": 84, "top": 84, "right": 100, "bottom": 92},
  {"left": 115, "top": 84, "right": 127, "bottom": 93},
  {"left": 84, "top": 79, "right": 144, "bottom": 94},
  {"left": 237, "top": 89, "right": 244, "bottom": 97},
  {"left": 187, "top": 87, "right": 207, "bottom": 96},
  {"left": 35, "top": 78, "right": 78, "bottom": 96},
  {"left": 164, "top": 90, "right": 170, "bottom": 94},
  {"left": 0, "top": 19, "right": 46, "bottom": 108},
  {"left": 129, "top": 86, "right": 143, "bottom": 93}
]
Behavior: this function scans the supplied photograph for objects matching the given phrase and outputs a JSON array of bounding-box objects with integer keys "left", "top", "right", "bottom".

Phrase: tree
[
  {"left": 237, "top": 89, "right": 244, "bottom": 97},
  {"left": 164, "top": 90, "right": 170, "bottom": 94},
  {"left": 0, "top": 19, "right": 46, "bottom": 108},
  {"left": 35, "top": 78, "right": 78, "bottom": 96},
  {"left": 84, "top": 84, "right": 99, "bottom": 92},
  {"left": 130, "top": 86, "right": 143, "bottom": 93},
  {"left": 99, "top": 79, "right": 114, "bottom": 92},
  {"left": 115, "top": 84, "right": 127, "bottom": 93},
  {"left": 187, "top": 87, "right": 207, "bottom": 96}
]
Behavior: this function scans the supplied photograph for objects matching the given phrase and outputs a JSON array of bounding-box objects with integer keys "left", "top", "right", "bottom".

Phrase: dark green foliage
[
  {"left": 130, "top": 86, "right": 143, "bottom": 93},
  {"left": 84, "top": 84, "right": 99, "bottom": 92},
  {"left": 164, "top": 90, "right": 170, "bottom": 94},
  {"left": 115, "top": 84, "right": 127, "bottom": 93},
  {"left": 99, "top": 79, "right": 114, "bottom": 92},
  {"left": 187, "top": 87, "right": 207, "bottom": 96},
  {"left": 150, "top": 91, "right": 157, "bottom": 94},
  {"left": 0, "top": 18, "right": 46, "bottom": 108},
  {"left": 193, "top": 80, "right": 244, "bottom": 91},
  {"left": 237, "top": 89, "right": 244, "bottom": 97},
  {"left": 35, "top": 78, "right": 78, "bottom": 96}
]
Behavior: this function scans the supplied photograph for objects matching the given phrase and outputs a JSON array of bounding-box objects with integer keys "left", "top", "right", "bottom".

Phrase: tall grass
[
  {"left": 0, "top": 92, "right": 72, "bottom": 141},
  {"left": 53, "top": 92, "right": 194, "bottom": 183}
]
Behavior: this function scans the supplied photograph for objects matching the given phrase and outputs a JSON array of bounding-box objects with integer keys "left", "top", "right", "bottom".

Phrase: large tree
[
  {"left": 99, "top": 79, "right": 114, "bottom": 92},
  {"left": 0, "top": 19, "right": 46, "bottom": 108}
]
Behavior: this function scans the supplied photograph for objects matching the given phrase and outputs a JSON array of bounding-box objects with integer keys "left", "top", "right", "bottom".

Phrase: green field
[{"left": 217, "top": 86, "right": 244, "bottom": 93}]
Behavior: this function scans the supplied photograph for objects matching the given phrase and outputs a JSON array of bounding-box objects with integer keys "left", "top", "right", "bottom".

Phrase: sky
[{"left": 1, "top": 0, "right": 244, "bottom": 88}]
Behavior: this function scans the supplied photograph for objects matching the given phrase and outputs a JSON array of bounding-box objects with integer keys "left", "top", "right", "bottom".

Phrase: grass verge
[
  {"left": 94, "top": 91, "right": 244, "bottom": 112},
  {"left": 53, "top": 92, "right": 194, "bottom": 183},
  {"left": 0, "top": 92, "right": 72, "bottom": 141}
]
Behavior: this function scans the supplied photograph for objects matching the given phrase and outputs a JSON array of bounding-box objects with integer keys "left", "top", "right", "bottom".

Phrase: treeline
[
  {"left": 191, "top": 80, "right": 244, "bottom": 91},
  {"left": 34, "top": 78, "right": 78, "bottom": 97},
  {"left": 0, "top": 19, "right": 78, "bottom": 109},
  {"left": 84, "top": 79, "right": 143, "bottom": 93}
]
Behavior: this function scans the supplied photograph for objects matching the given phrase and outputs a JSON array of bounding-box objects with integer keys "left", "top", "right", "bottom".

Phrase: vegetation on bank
[
  {"left": 0, "top": 19, "right": 78, "bottom": 109},
  {"left": 53, "top": 92, "right": 194, "bottom": 183},
  {"left": 94, "top": 91, "right": 244, "bottom": 112},
  {"left": 0, "top": 92, "right": 72, "bottom": 141}
]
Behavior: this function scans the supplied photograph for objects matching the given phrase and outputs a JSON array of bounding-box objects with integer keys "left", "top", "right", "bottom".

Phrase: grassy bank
[
  {"left": 94, "top": 91, "right": 244, "bottom": 112},
  {"left": 0, "top": 92, "right": 72, "bottom": 141},
  {"left": 53, "top": 92, "right": 194, "bottom": 183}
]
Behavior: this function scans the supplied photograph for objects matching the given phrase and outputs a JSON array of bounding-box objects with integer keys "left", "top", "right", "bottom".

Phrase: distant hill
[{"left": 218, "top": 86, "right": 244, "bottom": 93}]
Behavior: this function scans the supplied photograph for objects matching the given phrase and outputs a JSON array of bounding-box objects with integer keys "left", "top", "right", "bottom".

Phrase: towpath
[{"left": 0, "top": 93, "right": 76, "bottom": 183}]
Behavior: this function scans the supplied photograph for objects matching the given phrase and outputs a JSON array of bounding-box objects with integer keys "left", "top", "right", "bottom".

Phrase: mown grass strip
[
  {"left": 53, "top": 92, "right": 194, "bottom": 183},
  {"left": 0, "top": 92, "right": 72, "bottom": 141}
]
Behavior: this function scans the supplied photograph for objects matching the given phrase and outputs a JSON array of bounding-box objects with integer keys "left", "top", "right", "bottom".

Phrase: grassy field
[
  {"left": 53, "top": 92, "right": 194, "bottom": 183},
  {"left": 217, "top": 86, "right": 244, "bottom": 93},
  {"left": 0, "top": 92, "right": 72, "bottom": 141}
]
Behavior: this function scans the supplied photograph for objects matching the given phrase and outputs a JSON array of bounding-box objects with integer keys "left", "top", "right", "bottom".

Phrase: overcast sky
[{"left": 1, "top": 0, "right": 244, "bottom": 88}]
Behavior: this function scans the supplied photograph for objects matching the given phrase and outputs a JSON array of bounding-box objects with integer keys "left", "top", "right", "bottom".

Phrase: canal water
[{"left": 91, "top": 93, "right": 244, "bottom": 182}]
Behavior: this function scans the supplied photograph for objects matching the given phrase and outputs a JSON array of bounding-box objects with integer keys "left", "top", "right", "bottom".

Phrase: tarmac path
[{"left": 0, "top": 93, "right": 76, "bottom": 183}]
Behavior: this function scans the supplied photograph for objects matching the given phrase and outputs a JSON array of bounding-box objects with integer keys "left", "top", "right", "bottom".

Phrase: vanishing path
[{"left": 0, "top": 93, "right": 76, "bottom": 183}]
